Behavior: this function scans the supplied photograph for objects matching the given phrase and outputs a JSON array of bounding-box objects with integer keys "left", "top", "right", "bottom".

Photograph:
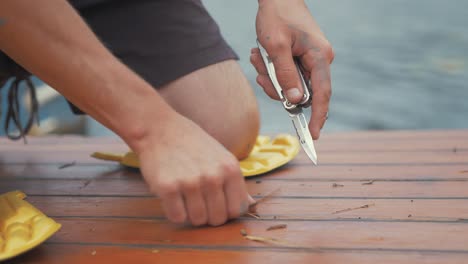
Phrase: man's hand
[
  {"left": 137, "top": 112, "right": 254, "bottom": 226},
  {"left": 250, "top": 0, "right": 334, "bottom": 139}
]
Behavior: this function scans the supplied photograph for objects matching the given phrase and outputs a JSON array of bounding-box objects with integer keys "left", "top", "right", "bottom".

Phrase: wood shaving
[
  {"left": 240, "top": 229, "right": 248, "bottom": 236},
  {"left": 332, "top": 183, "right": 344, "bottom": 188},
  {"left": 362, "top": 180, "right": 375, "bottom": 185},
  {"left": 58, "top": 161, "right": 76, "bottom": 169},
  {"left": 244, "top": 235, "right": 293, "bottom": 246},
  {"left": 332, "top": 203, "right": 375, "bottom": 214},
  {"left": 151, "top": 249, "right": 160, "bottom": 253},
  {"left": 91, "top": 250, "right": 97, "bottom": 256},
  {"left": 246, "top": 212, "right": 261, "bottom": 219},
  {"left": 249, "top": 187, "right": 281, "bottom": 209},
  {"left": 266, "top": 224, "right": 287, "bottom": 231},
  {"left": 459, "top": 170, "right": 468, "bottom": 173}
]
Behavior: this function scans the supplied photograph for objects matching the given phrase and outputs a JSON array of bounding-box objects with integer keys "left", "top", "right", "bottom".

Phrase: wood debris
[
  {"left": 266, "top": 224, "right": 287, "bottom": 231},
  {"left": 332, "top": 183, "right": 344, "bottom": 188},
  {"left": 240, "top": 229, "right": 248, "bottom": 236},
  {"left": 459, "top": 170, "right": 468, "bottom": 173},
  {"left": 362, "top": 180, "right": 375, "bottom": 185},
  {"left": 151, "top": 249, "right": 160, "bottom": 253},
  {"left": 80, "top": 179, "right": 92, "bottom": 189},
  {"left": 249, "top": 187, "right": 281, "bottom": 209},
  {"left": 332, "top": 203, "right": 375, "bottom": 214},
  {"left": 91, "top": 250, "right": 97, "bottom": 256},
  {"left": 246, "top": 212, "right": 261, "bottom": 219},
  {"left": 244, "top": 235, "right": 292, "bottom": 246},
  {"left": 58, "top": 161, "right": 76, "bottom": 169},
  {"left": 241, "top": 228, "right": 292, "bottom": 246}
]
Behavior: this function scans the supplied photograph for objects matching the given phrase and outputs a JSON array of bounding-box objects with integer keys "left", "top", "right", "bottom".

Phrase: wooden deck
[{"left": 1, "top": 129, "right": 468, "bottom": 264}]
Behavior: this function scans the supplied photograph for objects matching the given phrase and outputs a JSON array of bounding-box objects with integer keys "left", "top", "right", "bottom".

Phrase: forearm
[{"left": 0, "top": 0, "right": 173, "bottom": 152}]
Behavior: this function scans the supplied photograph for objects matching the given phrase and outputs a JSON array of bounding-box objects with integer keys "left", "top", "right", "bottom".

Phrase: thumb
[
  {"left": 268, "top": 46, "right": 303, "bottom": 103},
  {"left": 248, "top": 194, "right": 256, "bottom": 205}
]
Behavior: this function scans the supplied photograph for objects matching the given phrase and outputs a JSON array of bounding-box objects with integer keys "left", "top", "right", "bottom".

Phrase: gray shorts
[{"left": 0, "top": 0, "right": 238, "bottom": 114}]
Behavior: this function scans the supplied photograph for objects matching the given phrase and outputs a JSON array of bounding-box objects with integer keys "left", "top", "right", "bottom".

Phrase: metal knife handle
[{"left": 256, "top": 40, "right": 312, "bottom": 112}]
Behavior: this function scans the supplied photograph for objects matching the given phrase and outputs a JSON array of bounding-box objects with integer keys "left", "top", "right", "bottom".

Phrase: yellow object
[
  {"left": 91, "top": 134, "right": 300, "bottom": 177},
  {"left": 0, "top": 191, "right": 61, "bottom": 261}
]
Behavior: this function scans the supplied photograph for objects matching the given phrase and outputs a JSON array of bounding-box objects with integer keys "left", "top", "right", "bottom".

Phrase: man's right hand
[{"left": 136, "top": 112, "right": 254, "bottom": 226}]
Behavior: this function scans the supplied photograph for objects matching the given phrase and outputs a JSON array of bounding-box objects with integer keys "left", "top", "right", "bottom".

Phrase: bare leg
[{"left": 158, "top": 60, "right": 260, "bottom": 160}]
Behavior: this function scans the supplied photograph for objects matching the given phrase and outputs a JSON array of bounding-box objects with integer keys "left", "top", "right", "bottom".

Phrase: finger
[
  {"left": 264, "top": 41, "right": 303, "bottom": 103},
  {"left": 250, "top": 51, "right": 268, "bottom": 75},
  {"left": 251, "top": 50, "right": 281, "bottom": 100},
  {"left": 309, "top": 58, "right": 332, "bottom": 140},
  {"left": 203, "top": 176, "right": 228, "bottom": 226},
  {"left": 160, "top": 187, "right": 187, "bottom": 224},
  {"left": 182, "top": 183, "right": 208, "bottom": 226},
  {"left": 248, "top": 194, "right": 256, "bottom": 205},
  {"left": 223, "top": 164, "right": 249, "bottom": 219},
  {"left": 256, "top": 75, "right": 280, "bottom": 100}
]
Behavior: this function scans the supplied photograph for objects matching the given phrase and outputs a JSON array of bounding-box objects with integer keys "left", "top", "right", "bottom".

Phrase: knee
[{"left": 229, "top": 100, "right": 260, "bottom": 160}]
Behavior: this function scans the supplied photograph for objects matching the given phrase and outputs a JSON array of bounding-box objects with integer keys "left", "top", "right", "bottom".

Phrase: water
[{"left": 1, "top": 0, "right": 467, "bottom": 136}]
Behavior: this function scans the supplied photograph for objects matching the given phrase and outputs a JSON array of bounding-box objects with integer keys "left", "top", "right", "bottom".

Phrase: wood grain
[
  {"left": 27, "top": 196, "right": 468, "bottom": 222},
  {"left": 2, "top": 179, "right": 468, "bottom": 198},
  {"left": 1, "top": 130, "right": 468, "bottom": 263},
  {"left": 8, "top": 245, "right": 468, "bottom": 264}
]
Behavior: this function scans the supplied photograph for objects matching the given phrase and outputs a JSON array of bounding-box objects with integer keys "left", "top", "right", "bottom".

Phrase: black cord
[{"left": 4, "top": 76, "right": 39, "bottom": 143}]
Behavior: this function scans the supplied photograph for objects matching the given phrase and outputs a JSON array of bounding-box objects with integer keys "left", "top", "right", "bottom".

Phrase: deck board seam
[
  {"left": 43, "top": 241, "right": 468, "bottom": 255},
  {"left": 47, "top": 215, "right": 468, "bottom": 224}
]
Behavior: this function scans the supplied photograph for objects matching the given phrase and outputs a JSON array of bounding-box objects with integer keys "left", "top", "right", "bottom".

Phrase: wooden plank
[
  {"left": 2, "top": 179, "right": 468, "bottom": 198},
  {"left": 1, "top": 163, "right": 467, "bottom": 181},
  {"left": 290, "top": 151, "right": 468, "bottom": 164},
  {"left": 1, "top": 129, "right": 466, "bottom": 146},
  {"left": 1, "top": 138, "right": 467, "bottom": 152},
  {"left": 1, "top": 150, "right": 467, "bottom": 165},
  {"left": 265, "top": 164, "right": 468, "bottom": 180},
  {"left": 9, "top": 244, "right": 468, "bottom": 264},
  {"left": 43, "top": 219, "right": 468, "bottom": 251},
  {"left": 317, "top": 129, "right": 468, "bottom": 141},
  {"left": 27, "top": 196, "right": 468, "bottom": 222},
  {"left": 0, "top": 164, "right": 136, "bottom": 180}
]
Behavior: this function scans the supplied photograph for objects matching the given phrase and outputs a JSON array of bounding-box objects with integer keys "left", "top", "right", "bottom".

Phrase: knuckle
[
  {"left": 323, "top": 43, "right": 335, "bottom": 63},
  {"left": 321, "top": 86, "right": 332, "bottom": 101},
  {"left": 169, "top": 211, "right": 186, "bottom": 224},
  {"left": 269, "top": 38, "right": 289, "bottom": 52},
  {"left": 157, "top": 181, "right": 179, "bottom": 197},
  {"left": 181, "top": 178, "right": 200, "bottom": 192},
  {"left": 190, "top": 211, "right": 208, "bottom": 227},
  {"left": 220, "top": 159, "right": 241, "bottom": 180},
  {"left": 250, "top": 54, "right": 257, "bottom": 65},
  {"left": 202, "top": 173, "right": 224, "bottom": 189},
  {"left": 228, "top": 206, "right": 242, "bottom": 219},
  {"left": 209, "top": 215, "right": 228, "bottom": 227},
  {"left": 318, "top": 43, "right": 334, "bottom": 63}
]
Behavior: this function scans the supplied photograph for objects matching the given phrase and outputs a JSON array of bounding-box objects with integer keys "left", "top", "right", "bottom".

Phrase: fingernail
[{"left": 286, "top": 88, "right": 301, "bottom": 102}]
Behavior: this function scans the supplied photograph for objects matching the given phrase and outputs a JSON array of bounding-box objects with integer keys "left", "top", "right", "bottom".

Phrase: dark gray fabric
[{"left": 0, "top": 0, "right": 238, "bottom": 115}]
